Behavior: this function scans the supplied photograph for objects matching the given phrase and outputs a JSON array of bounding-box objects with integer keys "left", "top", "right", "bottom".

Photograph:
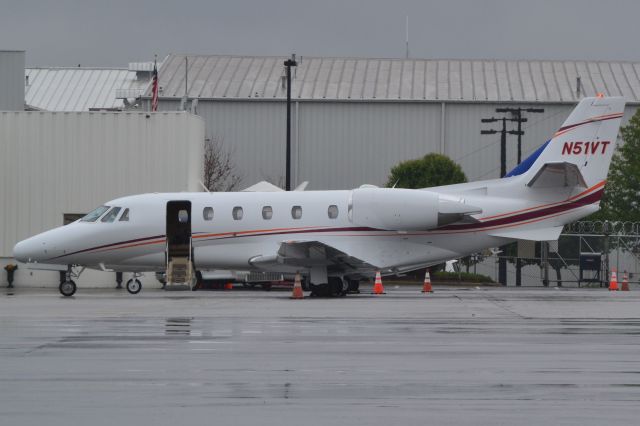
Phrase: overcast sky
[{"left": 2, "top": 0, "right": 639, "bottom": 67}]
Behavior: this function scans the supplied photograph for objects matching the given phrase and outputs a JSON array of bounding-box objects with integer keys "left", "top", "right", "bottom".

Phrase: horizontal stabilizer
[
  {"left": 527, "top": 162, "right": 587, "bottom": 189},
  {"left": 488, "top": 226, "right": 563, "bottom": 241}
]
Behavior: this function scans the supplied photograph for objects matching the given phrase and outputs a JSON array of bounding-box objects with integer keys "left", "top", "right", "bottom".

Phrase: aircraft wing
[
  {"left": 250, "top": 240, "right": 377, "bottom": 277},
  {"left": 241, "top": 181, "right": 285, "bottom": 192}
]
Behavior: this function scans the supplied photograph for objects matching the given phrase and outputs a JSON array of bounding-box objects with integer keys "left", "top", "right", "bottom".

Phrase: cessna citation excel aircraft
[{"left": 14, "top": 96, "right": 625, "bottom": 297}]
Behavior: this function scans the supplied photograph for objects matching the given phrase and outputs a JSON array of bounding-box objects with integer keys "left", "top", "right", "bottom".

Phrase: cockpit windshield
[
  {"left": 101, "top": 207, "right": 122, "bottom": 223},
  {"left": 81, "top": 206, "right": 110, "bottom": 222}
]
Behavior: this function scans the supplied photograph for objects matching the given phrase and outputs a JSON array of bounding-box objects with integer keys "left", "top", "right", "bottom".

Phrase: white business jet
[{"left": 14, "top": 96, "right": 625, "bottom": 296}]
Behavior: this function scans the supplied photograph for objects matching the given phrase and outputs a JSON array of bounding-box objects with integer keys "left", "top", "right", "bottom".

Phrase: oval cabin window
[
  {"left": 291, "top": 206, "right": 302, "bottom": 220},
  {"left": 328, "top": 205, "right": 339, "bottom": 219},
  {"left": 233, "top": 206, "right": 244, "bottom": 220},
  {"left": 203, "top": 207, "right": 214, "bottom": 221},
  {"left": 262, "top": 206, "right": 273, "bottom": 220}
]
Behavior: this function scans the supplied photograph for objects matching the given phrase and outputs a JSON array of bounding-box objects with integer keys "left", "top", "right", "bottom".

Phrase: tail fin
[{"left": 509, "top": 96, "right": 626, "bottom": 189}]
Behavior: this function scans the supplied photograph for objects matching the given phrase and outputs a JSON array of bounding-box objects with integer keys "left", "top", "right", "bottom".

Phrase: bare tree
[{"left": 203, "top": 136, "right": 242, "bottom": 192}]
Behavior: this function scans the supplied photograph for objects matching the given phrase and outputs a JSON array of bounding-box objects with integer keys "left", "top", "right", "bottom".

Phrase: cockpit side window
[
  {"left": 101, "top": 207, "right": 122, "bottom": 223},
  {"left": 119, "top": 208, "right": 130, "bottom": 222},
  {"left": 81, "top": 206, "right": 110, "bottom": 222}
]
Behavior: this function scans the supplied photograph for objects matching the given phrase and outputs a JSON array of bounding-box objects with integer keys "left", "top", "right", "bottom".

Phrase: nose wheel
[
  {"left": 126, "top": 278, "right": 142, "bottom": 294},
  {"left": 59, "top": 280, "right": 77, "bottom": 297}
]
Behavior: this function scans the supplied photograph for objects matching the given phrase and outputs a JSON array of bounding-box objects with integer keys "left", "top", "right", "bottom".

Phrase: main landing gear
[{"left": 309, "top": 277, "right": 349, "bottom": 297}]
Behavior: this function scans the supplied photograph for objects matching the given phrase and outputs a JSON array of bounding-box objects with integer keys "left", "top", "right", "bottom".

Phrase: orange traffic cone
[
  {"left": 422, "top": 270, "right": 433, "bottom": 293},
  {"left": 372, "top": 271, "right": 386, "bottom": 295},
  {"left": 224, "top": 282, "right": 234, "bottom": 290},
  {"left": 609, "top": 269, "right": 618, "bottom": 291},
  {"left": 290, "top": 272, "right": 304, "bottom": 299},
  {"left": 621, "top": 271, "right": 630, "bottom": 291}
]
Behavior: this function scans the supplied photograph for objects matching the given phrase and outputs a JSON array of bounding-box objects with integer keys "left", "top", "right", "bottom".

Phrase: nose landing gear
[
  {"left": 59, "top": 265, "right": 84, "bottom": 297},
  {"left": 59, "top": 279, "right": 76, "bottom": 297},
  {"left": 126, "top": 273, "right": 144, "bottom": 294},
  {"left": 126, "top": 278, "right": 142, "bottom": 294}
]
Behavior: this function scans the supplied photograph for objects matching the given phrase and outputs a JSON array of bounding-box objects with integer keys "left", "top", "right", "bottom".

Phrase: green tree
[
  {"left": 386, "top": 153, "right": 470, "bottom": 280},
  {"left": 386, "top": 153, "right": 467, "bottom": 189},
  {"left": 593, "top": 109, "right": 640, "bottom": 222}
]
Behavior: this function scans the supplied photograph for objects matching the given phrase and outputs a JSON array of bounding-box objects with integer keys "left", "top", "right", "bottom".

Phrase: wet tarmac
[{"left": 1, "top": 286, "right": 639, "bottom": 425}]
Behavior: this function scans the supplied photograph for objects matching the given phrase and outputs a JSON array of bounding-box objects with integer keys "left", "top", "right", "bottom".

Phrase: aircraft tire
[
  {"left": 329, "top": 277, "right": 347, "bottom": 296},
  {"left": 59, "top": 280, "right": 77, "bottom": 297},
  {"left": 309, "top": 283, "right": 331, "bottom": 297},
  {"left": 126, "top": 278, "right": 142, "bottom": 295},
  {"left": 310, "top": 278, "right": 345, "bottom": 297},
  {"left": 346, "top": 278, "right": 360, "bottom": 293}
]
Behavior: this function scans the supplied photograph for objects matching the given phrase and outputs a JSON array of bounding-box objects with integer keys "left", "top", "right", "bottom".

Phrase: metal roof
[
  {"left": 151, "top": 54, "right": 640, "bottom": 103},
  {"left": 25, "top": 68, "right": 151, "bottom": 111}
]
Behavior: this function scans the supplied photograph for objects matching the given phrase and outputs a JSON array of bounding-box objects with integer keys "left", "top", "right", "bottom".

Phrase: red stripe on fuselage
[{"left": 49, "top": 184, "right": 603, "bottom": 260}]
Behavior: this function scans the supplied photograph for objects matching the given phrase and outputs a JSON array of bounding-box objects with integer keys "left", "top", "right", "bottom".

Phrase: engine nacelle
[{"left": 350, "top": 188, "right": 441, "bottom": 231}]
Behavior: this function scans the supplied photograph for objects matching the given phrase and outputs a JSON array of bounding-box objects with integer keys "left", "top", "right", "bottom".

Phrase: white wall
[{"left": 0, "top": 111, "right": 204, "bottom": 287}]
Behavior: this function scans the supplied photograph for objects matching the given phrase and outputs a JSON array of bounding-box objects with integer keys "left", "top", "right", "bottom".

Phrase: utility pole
[
  {"left": 496, "top": 107, "right": 544, "bottom": 164},
  {"left": 481, "top": 116, "right": 523, "bottom": 286},
  {"left": 481, "top": 117, "right": 516, "bottom": 285},
  {"left": 495, "top": 107, "right": 544, "bottom": 286},
  {"left": 284, "top": 54, "right": 297, "bottom": 191}
]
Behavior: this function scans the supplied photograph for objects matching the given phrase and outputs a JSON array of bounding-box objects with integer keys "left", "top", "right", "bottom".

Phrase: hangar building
[
  {"left": 0, "top": 54, "right": 204, "bottom": 288},
  {"left": 143, "top": 54, "right": 640, "bottom": 189}
]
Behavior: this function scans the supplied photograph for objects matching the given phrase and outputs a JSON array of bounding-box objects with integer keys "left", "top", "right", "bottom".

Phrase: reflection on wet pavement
[{"left": 0, "top": 288, "right": 639, "bottom": 425}]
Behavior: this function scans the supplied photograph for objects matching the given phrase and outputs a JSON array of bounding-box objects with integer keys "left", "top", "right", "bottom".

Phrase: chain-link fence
[{"left": 466, "top": 221, "right": 640, "bottom": 287}]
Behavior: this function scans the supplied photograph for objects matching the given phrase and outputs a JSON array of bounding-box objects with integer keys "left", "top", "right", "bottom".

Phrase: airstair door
[{"left": 166, "top": 201, "right": 193, "bottom": 289}]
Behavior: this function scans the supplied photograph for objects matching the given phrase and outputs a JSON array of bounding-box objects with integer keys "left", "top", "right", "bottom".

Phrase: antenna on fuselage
[{"left": 199, "top": 181, "right": 210, "bottom": 192}]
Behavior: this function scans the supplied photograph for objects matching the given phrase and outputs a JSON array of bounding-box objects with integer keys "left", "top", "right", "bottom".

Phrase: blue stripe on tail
[{"left": 504, "top": 140, "right": 551, "bottom": 178}]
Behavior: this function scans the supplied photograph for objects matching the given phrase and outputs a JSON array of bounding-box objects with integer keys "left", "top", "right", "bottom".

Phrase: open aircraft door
[{"left": 166, "top": 201, "right": 194, "bottom": 289}]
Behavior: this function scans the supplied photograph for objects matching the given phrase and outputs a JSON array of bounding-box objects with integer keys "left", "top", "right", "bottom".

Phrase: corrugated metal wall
[
  {"left": 155, "top": 98, "right": 638, "bottom": 189},
  {"left": 297, "top": 102, "right": 442, "bottom": 188},
  {"left": 172, "top": 100, "right": 442, "bottom": 189},
  {"left": 160, "top": 100, "right": 288, "bottom": 188},
  {"left": 0, "top": 51, "right": 25, "bottom": 110},
  {"left": 0, "top": 111, "right": 204, "bottom": 256},
  {"left": 445, "top": 103, "right": 573, "bottom": 180}
]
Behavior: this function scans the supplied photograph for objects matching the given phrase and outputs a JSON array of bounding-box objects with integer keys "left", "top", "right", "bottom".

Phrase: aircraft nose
[
  {"left": 13, "top": 237, "right": 46, "bottom": 263},
  {"left": 13, "top": 240, "right": 32, "bottom": 263}
]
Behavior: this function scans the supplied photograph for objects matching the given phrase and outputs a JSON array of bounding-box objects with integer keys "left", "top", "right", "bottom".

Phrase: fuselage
[{"left": 13, "top": 180, "right": 598, "bottom": 275}]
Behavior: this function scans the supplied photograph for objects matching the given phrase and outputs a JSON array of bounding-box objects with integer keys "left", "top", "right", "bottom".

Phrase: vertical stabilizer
[{"left": 520, "top": 96, "right": 625, "bottom": 189}]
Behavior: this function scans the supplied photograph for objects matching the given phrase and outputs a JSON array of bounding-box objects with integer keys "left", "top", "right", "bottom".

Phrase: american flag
[{"left": 151, "top": 59, "right": 159, "bottom": 112}]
